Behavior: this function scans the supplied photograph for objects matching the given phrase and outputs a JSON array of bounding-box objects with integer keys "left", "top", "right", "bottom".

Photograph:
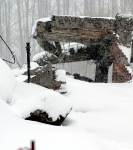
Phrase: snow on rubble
[
  {"left": 0, "top": 58, "right": 133, "bottom": 150},
  {"left": 55, "top": 69, "right": 66, "bottom": 82},
  {"left": 12, "top": 89, "right": 72, "bottom": 121}
]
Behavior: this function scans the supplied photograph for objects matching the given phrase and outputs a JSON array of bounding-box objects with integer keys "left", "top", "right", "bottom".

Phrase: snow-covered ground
[{"left": 0, "top": 58, "right": 133, "bottom": 150}]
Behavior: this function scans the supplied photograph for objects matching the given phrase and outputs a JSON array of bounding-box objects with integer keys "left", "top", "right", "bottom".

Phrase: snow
[
  {"left": 0, "top": 96, "right": 102, "bottom": 150},
  {"left": 0, "top": 58, "right": 16, "bottom": 103},
  {"left": 12, "top": 88, "right": 71, "bottom": 121},
  {"left": 1, "top": 76, "right": 133, "bottom": 150},
  {"left": 117, "top": 13, "right": 133, "bottom": 19},
  {"left": 55, "top": 69, "right": 66, "bottom": 82},
  {"left": 1, "top": 59, "right": 133, "bottom": 150},
  {"left": 12, "top": 62, "right": 39, "bottom": 77},
  {"left": 64, "top": 76, "right": 133, "bottom": 149},
  {"left": 16, "top": 75, "right": 28, "bottom": 82},
  {"left": 32, "top": 51, "right": 57, "bottom": 62},
  {"left": 119, "top": 44, "right": 131, "bottom": 63},
  {"left": 92, "top": 17, "right": 115, "bottom": 19},
  {"left": 55, "top": 69, "right": 67, "bottom": 93},
  {"left": 62, "top": 42, "right": 86, "bottom": 55},
  {"left": 36, "top": 17, "right": 52, "bottom": 23},
  {"left": 126, "top": 66, "right": 132, "bottom": 75},
  {"left": 32, "top": 42, "right": 85, "bottom": 59},
  {"left": 55, "top": 83, "right": 67, "bottom": 93}
]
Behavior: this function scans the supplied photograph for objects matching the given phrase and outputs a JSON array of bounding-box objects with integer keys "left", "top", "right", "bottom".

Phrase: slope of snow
[
  {"left": 64, "top": 76, "right": 133, "bottom": 150},
  {"left": 1, "top": 59, "right": 133, "bottom": 150},
  {"left": 1, "top": 76, "right": 133, "bottom": 150},
  {"left": 0, "top": 58, "right": 16, "bottom": 103},
  {"left": 0, "top": 89, "right": 102, "bottom": 150},
  {"left": 0, "top": 85, "right": 102, "bottom": 150}
]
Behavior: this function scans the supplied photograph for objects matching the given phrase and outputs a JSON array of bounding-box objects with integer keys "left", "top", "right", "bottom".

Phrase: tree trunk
[
  {"left": 0, "top": 2, "right": 2, "bottom": 57},
  {"left": 17, "top": 0, "right": 24, "bottom": 65},
  {"left": 57, "top": 0, "right": 60, "bottom": 15},
  {"left": 84, "top": 0, "right": 89, "bottom": 16}
]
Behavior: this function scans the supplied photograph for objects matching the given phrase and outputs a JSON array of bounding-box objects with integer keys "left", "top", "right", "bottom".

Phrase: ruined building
[{"left": 32, "top": 13, "right": 133, "bottom": 83}]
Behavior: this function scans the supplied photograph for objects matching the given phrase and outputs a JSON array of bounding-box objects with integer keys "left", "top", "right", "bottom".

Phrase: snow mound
[
  {"left": 55, "top": 69, "right": 66, "bottom": 82},
  {"left": 12, "top": 90, "right": 72, "bottom": 121},
  {"left": 0, "top": 58, "right": 16, "bottom": 103},
  {"left": 0, "top": 95, "right": 102, "bottom": 150}
]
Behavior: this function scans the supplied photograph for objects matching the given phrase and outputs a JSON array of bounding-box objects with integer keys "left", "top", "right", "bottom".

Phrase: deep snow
[
  {"left": 0, "top": 59, "right": 133, "bottom": 150},
  {"left": 1, "top": 76, "right": 133, "bottom": 150}
]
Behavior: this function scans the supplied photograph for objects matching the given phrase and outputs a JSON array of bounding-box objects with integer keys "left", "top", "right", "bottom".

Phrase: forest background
[{"left": 0, "top": 0, "right": 132, "bottom": 68}]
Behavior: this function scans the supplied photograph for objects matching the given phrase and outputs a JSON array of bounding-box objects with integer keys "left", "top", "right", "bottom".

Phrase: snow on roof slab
[{"left": 116, "top": 13, "right": 133, "bottom": 19}]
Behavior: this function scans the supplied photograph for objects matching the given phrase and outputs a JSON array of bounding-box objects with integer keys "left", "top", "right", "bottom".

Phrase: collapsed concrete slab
[{"left": 32, "top": 13, "right": 133, "bottom": 83}]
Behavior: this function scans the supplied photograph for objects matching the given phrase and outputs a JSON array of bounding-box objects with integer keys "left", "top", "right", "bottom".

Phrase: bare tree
[
  {"left": 16, "top": 0, "right": 24, "bottom": 64},
  {"left": 56, "top": 0, "right": 61, "bottom": 15},
  {"left": 84, "top": 0, "right": 89, "bottom": 16},
  {"left": 0, "top": 1, "right": 3, "bottom": 56}
]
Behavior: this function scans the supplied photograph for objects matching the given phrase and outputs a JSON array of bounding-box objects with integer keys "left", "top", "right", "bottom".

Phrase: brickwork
[{"left": 107, "top": 30, "right": 132, "bottom": 82}]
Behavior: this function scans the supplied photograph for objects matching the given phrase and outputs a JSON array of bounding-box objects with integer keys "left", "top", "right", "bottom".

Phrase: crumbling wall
[
  {"left": 115, "top": 14, "right": 133, "bottom": 47},
  {"left": 32, "top": 13, "right": 133, "bottom": 83}
]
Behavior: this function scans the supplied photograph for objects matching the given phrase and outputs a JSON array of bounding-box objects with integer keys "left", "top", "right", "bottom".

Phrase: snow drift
[{"left": 0, "top": 58, "right": 16, "bottom": 103}]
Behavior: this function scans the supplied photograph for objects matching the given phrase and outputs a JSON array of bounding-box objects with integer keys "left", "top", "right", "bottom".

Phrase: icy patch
[
  {"left": 0, "top": 58, "right": 16, "bottom": 103},
  {"left": 12, "top": 91, "right": 72, "bottom": 121}
]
